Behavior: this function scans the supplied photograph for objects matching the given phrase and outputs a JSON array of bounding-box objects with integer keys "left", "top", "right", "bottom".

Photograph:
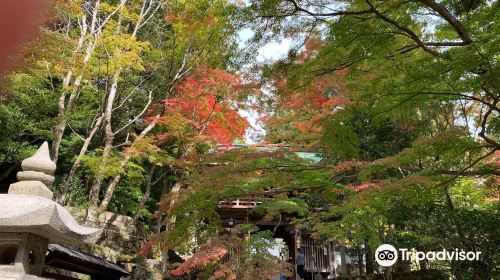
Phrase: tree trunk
[
  {"left": 91, "top": 45, "right": 191, "bottom": 216},
  {"left": 96, "top": 117, "right": 158, "bottom": 215},
  {"left": 50, "top": 1, "right": 100, "bottom": 163},
  {"left": 51, "top": 92, "right": 68, "bottom": 163},
  {"left": 364, "top": 240, "right": 374, "bottom": 276},
  {"left": 167, "top": 180, "right": 183, "bottom": 219},
  {"left": 85, "top": 128, "right": 115, "bottom": 225},
  {"left": 133, "top": 165, "right": 156, "bottom": 221},
  {"left": 160, "top": 177, "right": 183, "bottom": 274},
  {"left": 155, "top": 175, "right": 169, "bottom": 235},
  {"left": 58, "top": 113, "right": 103, "bottom": 204},
  {"left": 384, "top": 266, "right": 393, "bottom": 280},
  {"left": 86, "top": 68, "right": 120, "bottom": 225},
  {"left": 340, "top": 246, "right": 348, "bottom": 278},
  {"left": 358, "top": 245, "right": 365, "bottom": 276},
  {"left": 50, "top": 81, "right": 83, "bottom": 164},
  {"left": 86, "top": 0, "right": 165, "bottom": 223}
]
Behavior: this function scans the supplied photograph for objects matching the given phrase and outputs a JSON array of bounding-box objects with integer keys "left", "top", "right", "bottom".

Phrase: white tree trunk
[
  {"left": 58, "top": 113, "right": 104, "bottom": 204},
  {"left": 94, "top": 48, "right": 192, "bottom": 215},
  {"left": 86, "top": 0, "right": 163, "bottom": 224},
  {"left": 86, "top": 68, "right": 121, "bottom": 225},
  {"left": 50, "top": 0, "right": 100, "bottom": 163}
]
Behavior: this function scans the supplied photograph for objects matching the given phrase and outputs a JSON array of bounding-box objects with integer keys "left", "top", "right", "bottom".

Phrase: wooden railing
[{"left": 217, "top": 199, "right": 262, "bottom": 209}]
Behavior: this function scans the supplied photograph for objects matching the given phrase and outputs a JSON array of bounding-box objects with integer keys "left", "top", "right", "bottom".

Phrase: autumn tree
[
  {"left": 245, "top": 1, "right": 499, "bottom": 278},
  {"left": 80, "top": 0, "right": 246, "bottom": 225},
  {"left": 158, "top": 1, "right": 499, "bottom": 279}
]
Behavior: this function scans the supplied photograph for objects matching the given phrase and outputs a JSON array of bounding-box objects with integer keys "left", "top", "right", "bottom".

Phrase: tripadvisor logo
[
  {"left": 375, "top": 244, "right": 481, "bottom": 267},
  {"left": 375, "top": 244, "right": 398, "bottom": 267}
]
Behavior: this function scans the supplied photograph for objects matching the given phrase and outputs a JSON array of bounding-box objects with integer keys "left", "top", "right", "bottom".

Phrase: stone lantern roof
[
  {"left": 0, "top": 195, "right": 99, "bottom": 244},
  {"left": 0, "top": 142, "right": 99, "bottom": 244}
]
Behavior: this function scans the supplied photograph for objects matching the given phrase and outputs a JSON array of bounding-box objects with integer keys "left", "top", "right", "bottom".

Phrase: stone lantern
[{"left": 0, "top": 142, "right": 99, "bottom": 279}]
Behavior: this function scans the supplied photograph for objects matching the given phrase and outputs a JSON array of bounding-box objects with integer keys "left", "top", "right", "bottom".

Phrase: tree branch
[
  {"left": 419, "top": 0, "right": 472, "bottom": 44},
  {"left": 366, "top": 0, "right": 439, "bottom": 57},
  {"left": 478, "top": 97, "right": 499, "bottom": 147},
  {"left": 113, "top": 90, "right": 153, "bottom": 136},
  {"left": 433, "top": 148, "right": 498, "bottom": 188},
  {"left": 286, "top": 0, "right": 372, "bottom": 17}
]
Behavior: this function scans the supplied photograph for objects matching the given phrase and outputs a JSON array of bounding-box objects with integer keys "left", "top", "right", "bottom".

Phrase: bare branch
[
  {"left": 67, "top": 123, "right": 85, "bottom": 141},
  {"left": 138, "top": 0, "right": 164, "bottom": 31},
  {"left": 113, "top": 90, "right": 154, "bottom": 136},
  {"left": 478, "top": 97, "right": 499, "bottom": 147}
]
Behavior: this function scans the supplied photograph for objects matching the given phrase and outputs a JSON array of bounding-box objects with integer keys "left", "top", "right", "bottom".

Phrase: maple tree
[
  {"left": 253, "top": 1, "right": 498, "bottom": 279},
  {"left": 0, "top": 0, "right": 249, "bottom": 228},
  {"left": 149, "top": 67, "right": 248, "bottom": 148},
  {"left": 161, "top": 1, "right": 498, "bottom": 279},
  {"left": 263, "top": 38, "right": 351, "bottom": 148},
  {"left": 169, "top": 245, "right": 227, "bottom": 277},
  {"left": 166, "top": 231, "right": 289, "bottom": 280}
]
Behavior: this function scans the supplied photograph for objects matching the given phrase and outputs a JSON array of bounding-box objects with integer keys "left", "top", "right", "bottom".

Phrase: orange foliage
[
  {"left": 148, "top": 68, "right": 248, "bottom": 146},
  {"left": 347, "top": 182, "right": 380, "bottom": 192},
  {"left": 138, "top": 235, "right": 158, "bottom": 257},
  {"left": 212, "top": 267, "right": 235, "bottom": 279},
  {"left": 169, "top": 246, "right": 227, "bottom": 276},
  {"left": 265, "top": 37, "right": 352, "bottom": 145}
]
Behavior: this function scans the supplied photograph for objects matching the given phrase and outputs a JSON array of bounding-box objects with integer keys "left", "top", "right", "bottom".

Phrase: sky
[
  {"left": 238, "top": 28, "right": 293, "bottom": 63},
  {"left": 237, "top": 28, "right": 292, "bottom": 143}
]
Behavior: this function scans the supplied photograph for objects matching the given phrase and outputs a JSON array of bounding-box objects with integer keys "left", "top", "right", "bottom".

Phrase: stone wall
[
  {"left": 67, "top": 208, "right": 150, "bottom": 263},
  {"left": 62, "top": 208, "right": 169, "bottom": 280}
]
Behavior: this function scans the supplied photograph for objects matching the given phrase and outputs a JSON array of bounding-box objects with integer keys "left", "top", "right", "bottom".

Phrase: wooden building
[
  {"left": 217, "top": 199, "right": 359, "bottom": 280},
  {"left": 214, "top": 145, "right": 361, "bottom": 279}
]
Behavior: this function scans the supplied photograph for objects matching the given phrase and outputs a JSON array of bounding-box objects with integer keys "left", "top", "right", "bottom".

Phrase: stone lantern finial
[
  {"left": 8, "top": 142, "right": 56, "bottom": 199},
  {"left": 20, "top": 142, "right": 56, "bottom": 175}
]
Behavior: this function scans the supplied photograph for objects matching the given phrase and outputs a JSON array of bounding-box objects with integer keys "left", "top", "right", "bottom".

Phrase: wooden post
[
  {"left": 294, "top": 227, "right": 302, "bottom": 280},
  {"left": 340, "top": 246, "right": 348, "bottom": 278},
  {"left": 328, "top": 243, "right": 335, "bottom": 279}
]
